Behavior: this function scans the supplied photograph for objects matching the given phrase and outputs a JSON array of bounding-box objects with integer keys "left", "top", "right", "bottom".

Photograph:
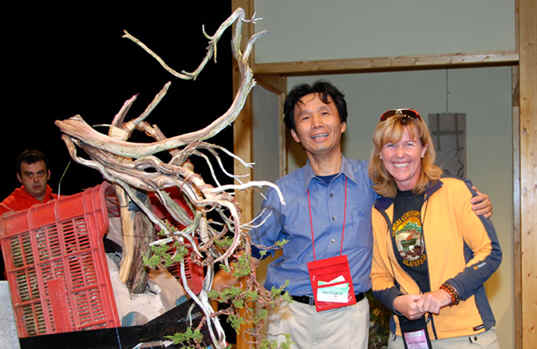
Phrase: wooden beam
[
  {"left": 254, "top": 50, "right": 519, "bottom": 76},
  {"left": 255, "top": 74, "right": 286, "bottom": 95},
  {"left": 518, "top": 0, "right": 537, "bottom": 348}
]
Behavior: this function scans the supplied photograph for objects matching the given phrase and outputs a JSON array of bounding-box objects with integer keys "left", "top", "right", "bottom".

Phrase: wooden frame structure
[{"left": 231, "top": 1, "right": 536, "bottom": 348}]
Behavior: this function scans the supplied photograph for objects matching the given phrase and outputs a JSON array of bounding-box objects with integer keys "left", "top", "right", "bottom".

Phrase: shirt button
[
  {"left": 329, "top": 193, "right": 334, "bottom": 198},
  {"left": 330, "top": 238, "right": 336, "bottom": 244},
  {"left": 331, "top": 216, "right": 336, "bottom": 221}
]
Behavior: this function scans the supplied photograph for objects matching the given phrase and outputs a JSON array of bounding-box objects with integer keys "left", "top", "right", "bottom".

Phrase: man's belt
[{"left": 291, "top": 292, "right": 365, "bottom": 306}]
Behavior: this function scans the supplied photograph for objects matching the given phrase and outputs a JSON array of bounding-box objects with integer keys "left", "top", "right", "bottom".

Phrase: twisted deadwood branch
[{"left": 56, "top": 8, "right": 286, "bottom": 349}]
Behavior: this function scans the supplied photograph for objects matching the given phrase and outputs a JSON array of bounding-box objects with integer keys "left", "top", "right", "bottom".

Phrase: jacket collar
[{"left": 374, "top": 179, "right": 443, "bottom": 211}]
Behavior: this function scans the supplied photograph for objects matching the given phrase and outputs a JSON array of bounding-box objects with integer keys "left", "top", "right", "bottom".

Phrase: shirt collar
[{"left": 303, "top": 156, "right": 357, "bottom": 191}]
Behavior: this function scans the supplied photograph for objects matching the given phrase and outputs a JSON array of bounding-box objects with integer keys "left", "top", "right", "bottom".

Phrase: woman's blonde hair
[{"left": 368, "top": 111, "right": 442, "bottom": 198}]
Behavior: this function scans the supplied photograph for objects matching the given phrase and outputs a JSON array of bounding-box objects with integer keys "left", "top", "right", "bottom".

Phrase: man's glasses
[{"left": 379, "top": 108, "right": 422, "bottom": 122}]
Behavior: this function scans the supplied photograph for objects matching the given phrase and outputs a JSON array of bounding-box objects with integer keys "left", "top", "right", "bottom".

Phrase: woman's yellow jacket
[{"left": 371, "top": 177, "right": 502, "bottom": 339}]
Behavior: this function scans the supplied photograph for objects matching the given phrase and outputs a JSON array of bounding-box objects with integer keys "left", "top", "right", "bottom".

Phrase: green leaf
[{"left": 232, "top": 298, "right": 244, "bottom": 309}]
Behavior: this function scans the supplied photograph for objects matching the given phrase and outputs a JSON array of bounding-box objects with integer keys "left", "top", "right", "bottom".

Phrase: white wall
[
  {"left": 286, "top": 66, "right": 513, "bottom": 348},
  {"left": 252, "top": 85, "right": 281, "bottom": 214},
  {"left": 252, "top": 85, "right": 283, "bottom": 284},
  {"left": 254, "top": 0, "right": 515, "bottom": 63}
]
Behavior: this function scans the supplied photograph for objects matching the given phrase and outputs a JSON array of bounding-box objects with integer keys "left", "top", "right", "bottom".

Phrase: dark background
[
  {"left": 2, "top": 3, "right": 234, "bottom": 199},
  {"left": 2, "top": 3, "right": 238, "bottom": 344}
]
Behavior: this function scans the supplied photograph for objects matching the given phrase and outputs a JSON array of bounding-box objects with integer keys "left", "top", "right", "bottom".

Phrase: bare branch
[{"left": 56, "top": 8, "right": 284, "bottom": 349}]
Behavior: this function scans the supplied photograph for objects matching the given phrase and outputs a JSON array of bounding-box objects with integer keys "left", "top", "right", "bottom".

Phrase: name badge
[
  {"left": 403, "top": 329, "right": 430, "bottom": 349},
  {"left": 398, "top": 315, "right": 432, "bottom": 349},
  {"left": 307, "top": 255, "right": 356, "bottom": 312},
  {"left": 317, "top": 276, "right": 350, "bottom": 303}
]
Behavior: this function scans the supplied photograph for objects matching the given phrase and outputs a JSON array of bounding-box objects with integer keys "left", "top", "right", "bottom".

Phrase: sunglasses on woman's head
[{"left": 379, "top": 108, "right": 422, "bottom": 122}]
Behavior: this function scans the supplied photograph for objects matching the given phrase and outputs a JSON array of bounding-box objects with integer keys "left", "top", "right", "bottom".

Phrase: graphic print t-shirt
[{"left": 391, "top": 190, "right": 430, "bottom": 293}]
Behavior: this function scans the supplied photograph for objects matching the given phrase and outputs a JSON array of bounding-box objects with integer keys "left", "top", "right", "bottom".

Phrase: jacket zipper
[{"left": 421, "top": 193, "right": 439, "bottom": 340}]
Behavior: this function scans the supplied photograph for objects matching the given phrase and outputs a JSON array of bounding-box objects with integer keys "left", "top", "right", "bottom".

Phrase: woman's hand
[
  {"left": 394, "top": 290, "right": 452, "bottom": 319},
  {"left": 393, "top": 294, "right": 426, "bottom": 320},
  {"left": 418, "top": 290, "right": 452, "bottom": 314}
]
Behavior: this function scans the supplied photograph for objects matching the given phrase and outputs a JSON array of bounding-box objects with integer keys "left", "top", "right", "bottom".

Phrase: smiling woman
[
  {"left": 379, "top": 127, "right": 428, "bottom": 191},
  {"left": 368, "top": 108, "right": 502, "bottom": 349},
  {"left": 369, "top": 109, "right": 441, "bottom": 198}
]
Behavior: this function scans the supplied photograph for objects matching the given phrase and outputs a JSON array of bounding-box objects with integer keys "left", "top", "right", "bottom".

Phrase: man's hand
[{"left": 471, "top": 186, "right": 493, "bottom": 218}]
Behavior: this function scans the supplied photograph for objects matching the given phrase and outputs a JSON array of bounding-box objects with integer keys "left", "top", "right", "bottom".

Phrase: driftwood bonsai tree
[{"left": 56, "top": 8, "right": 290, "bottom": 349}]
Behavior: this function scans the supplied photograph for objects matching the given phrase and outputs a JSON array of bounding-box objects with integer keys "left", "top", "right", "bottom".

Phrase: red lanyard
[{"left": 307, "top": 177, "right": 348, "bottom": 260}]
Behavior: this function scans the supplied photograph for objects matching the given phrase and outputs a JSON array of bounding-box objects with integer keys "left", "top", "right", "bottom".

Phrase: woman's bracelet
[{"left": 440, "top": 283, "right": 461, "bottom": 306}]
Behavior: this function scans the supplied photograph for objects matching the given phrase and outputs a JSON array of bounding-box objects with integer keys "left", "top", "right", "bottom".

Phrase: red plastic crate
[{"left": 0, "top": 182, "right": 120, "bottom": 338}]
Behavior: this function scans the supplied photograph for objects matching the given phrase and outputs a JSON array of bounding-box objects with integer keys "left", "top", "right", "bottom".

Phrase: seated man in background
[
  {"left": 0, "top": 149, "right": 57, "bottom": 279},
  {"left": 0, "top": 149, "right": 56, "bottom": 214}
]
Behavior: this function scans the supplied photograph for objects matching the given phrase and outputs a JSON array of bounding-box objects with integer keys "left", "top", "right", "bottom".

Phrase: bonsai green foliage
[
  {"left": 206, "top": 278, "right": 292, "bottom": 347},
  {"left": 367, "top": 290, "right": 391, "bottom": 349},
  {"left": 270, "top": 280, "right": 291, "bottom": 302},
  {"left": 143, "top": 219, "right": 191, "bottom": 268},
  {"left": 226, "top": 313, "right": 245, "bottom": 332},
  {"left": 259, "top": 333, "right": 293, "bottom": 349},
  {"left": 143, "top": 240, "right": 188, "bottom": 268},
  {"left": 148, "top": 231, "right": 293, "bottom": 348},
  {"left": 207, "top": 286, "right": 242, "bottom": 303},
  {"left": 165, "top": 327, "right": 203, "bottom": 349},
  {"left": 230, "top": 254, "right": 251, "bottom": 278},
  {"left": 143, "top": 244, "right": 169, "bottom": 268},
  {"left": 254, "top": 307, "right": 268, "bottom": 323},
  {"left": 257, "top": 239, "right": 289, "bottom": 259},
  {"left": 161, "top": 219, "right": 179, "bottom": 236},
  {"left": 214, "top": 236, "right": 233, "bottom": 249}
]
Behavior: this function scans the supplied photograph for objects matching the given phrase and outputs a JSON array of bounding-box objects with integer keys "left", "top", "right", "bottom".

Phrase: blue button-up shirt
[{"left": 250, "top": 157, "right": 377, "bottom": 296}]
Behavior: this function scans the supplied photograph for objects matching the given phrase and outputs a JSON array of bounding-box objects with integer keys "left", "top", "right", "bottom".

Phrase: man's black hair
[
  {"left": 283, "top": 81, "right": 348, "bottom": 131},
  {"left": 16, "top": 149, "right": 49, "bottom": 174}
]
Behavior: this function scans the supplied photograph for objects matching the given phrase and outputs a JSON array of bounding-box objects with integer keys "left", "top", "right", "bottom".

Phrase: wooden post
[
  {"left": 232, "top": 1, "right": 255, "bottom": 348},
  {"left": 512, "top": 65, "right": 522, "bottom": 349},
  {"left": 518, "top": 0, "right": 537, "bottom": 348},
  {"left": 232, "top": 0, "right": 255, "bottom": 226}
]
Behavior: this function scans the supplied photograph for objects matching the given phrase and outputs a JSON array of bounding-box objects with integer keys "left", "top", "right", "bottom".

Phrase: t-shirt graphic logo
[{"left": 393, "top": 210, "right": 426, "bottom": 267}]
